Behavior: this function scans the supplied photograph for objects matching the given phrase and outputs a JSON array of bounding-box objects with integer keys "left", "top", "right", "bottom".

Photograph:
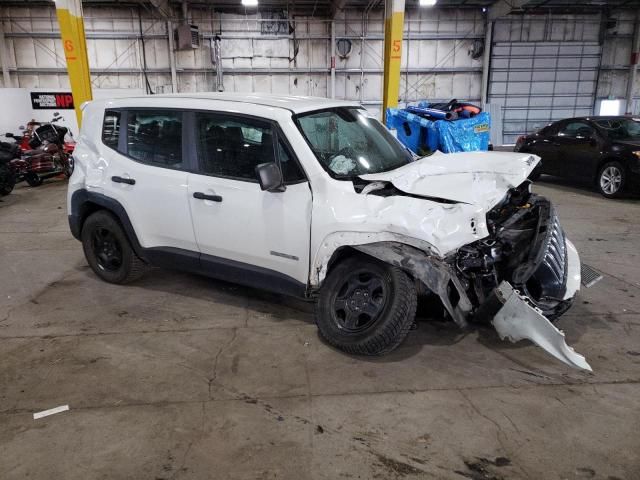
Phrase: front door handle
[
  {"left": 193, "top": 191, "right": 222, "bottom": 202},
  {"left": 112, "top": 176, "right": 135, "bottom": 185}
]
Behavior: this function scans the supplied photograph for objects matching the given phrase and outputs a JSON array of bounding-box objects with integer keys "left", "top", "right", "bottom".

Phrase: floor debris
[{"left": 33, "top": 405, "right": 69, "bottom": 420}]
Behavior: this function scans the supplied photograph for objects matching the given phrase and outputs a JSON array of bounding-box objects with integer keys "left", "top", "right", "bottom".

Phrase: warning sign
[{"left": 30, "top": 92, "right": 75, "bottom": 110}]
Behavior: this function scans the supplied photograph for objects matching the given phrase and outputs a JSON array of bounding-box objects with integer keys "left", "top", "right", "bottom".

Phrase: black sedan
[{"left": 514, "top": 116, "right": 640, "bottom": 198}]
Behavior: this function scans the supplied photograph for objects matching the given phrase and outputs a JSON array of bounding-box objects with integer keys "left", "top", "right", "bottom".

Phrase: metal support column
[
  {"left": 330, "top": 20, "right": 336, "bottom": 99},
  {"left": 167, "top": 21, "right": 178, "bottom": 93},
  {"left": 481, "top": 20, "right": 493, "bottom": 108},
  {"left": 382, "top": 0, "right": 405, "bottom": 122},
  {"left": 54, "top": 0, "right": 93, "bottom": 127},
  {"left": 0, "top": 20, "right": 11, "bottom": 87},
  {"left": 625, "top": 13, "right": 640, "bottom": 115}
]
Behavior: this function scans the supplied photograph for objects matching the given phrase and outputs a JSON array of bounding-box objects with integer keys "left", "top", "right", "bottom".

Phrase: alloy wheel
[{"left": 600, "top": 166, "right": 622, "bottom": 195}]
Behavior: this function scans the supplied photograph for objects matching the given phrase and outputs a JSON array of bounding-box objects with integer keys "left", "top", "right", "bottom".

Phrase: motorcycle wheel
[
  {"left": 25, "top": 173, "right": 43, "bottom": 187},
  {"left": 63, "top": 156, "right": 74, "bottom": 178},
  {"left": 0, "top": 163, "right": 15, "bottom": 196}
]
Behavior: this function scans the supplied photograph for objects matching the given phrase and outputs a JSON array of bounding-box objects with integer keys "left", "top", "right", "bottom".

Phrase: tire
[
  {"left": 81, "top": 210, "right": 147, "bottom": 284},
  {"left": 25, "top": 173, "right": 43, "bottom": 187},
  {"left": 0, "top": 163, "right": 15, "bottom": 196},
  {"left": 316, "top": 254, "right": 417, "bottom": 356},
  {"left": 596, "top": 161, "right": 626, "bottom": 198},
  {"left": 63, "top": 156, "right": 74, "bottom": 178}
]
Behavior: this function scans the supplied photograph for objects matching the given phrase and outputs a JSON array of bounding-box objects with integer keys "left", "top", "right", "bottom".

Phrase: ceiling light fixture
[
  {"left": 419, "top": 0, "right": 437, "bottom": 6},
  {"left": 242, "top": 0, "right": 258, "bottom": 6}
]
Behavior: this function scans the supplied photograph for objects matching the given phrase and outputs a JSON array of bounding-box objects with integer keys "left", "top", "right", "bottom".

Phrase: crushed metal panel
[
  {"left": 353, "top": 242, "right": 473, "bottom": 328},
  {"left": 492, "top": 282, "right": 592, "bottom": 371}
]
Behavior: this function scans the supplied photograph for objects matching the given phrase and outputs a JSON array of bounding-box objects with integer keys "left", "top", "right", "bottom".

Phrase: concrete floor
[{"left": 1, "top": 177, "right": 639, "bottom": 480}]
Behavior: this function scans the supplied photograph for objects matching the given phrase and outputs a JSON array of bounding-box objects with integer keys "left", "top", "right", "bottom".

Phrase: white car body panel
[
  {"left": 187, "top": 174, "right": 312, "bottom": 284},
  {"left": 360, "top": 150, "right": 539, "bottom": 208}
]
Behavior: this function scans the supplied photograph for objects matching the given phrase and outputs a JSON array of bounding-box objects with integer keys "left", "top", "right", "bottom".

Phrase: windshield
[
  {"left": 295, "top": 107, "right": 414, "bottom": 178},
  {"left": 594, "top": 118, "right": 640, "bottom": 140}
]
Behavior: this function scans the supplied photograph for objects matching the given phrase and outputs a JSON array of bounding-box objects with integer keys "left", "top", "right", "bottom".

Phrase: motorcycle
[
  {"left": 5, "top": 116, "right": 74, "bottom": 187},
  {"left": 0, "top": 139, "right": 18, "bottom": 196},
  {"left": 11, "top": 113, "right": 76, "bottom": 155}
]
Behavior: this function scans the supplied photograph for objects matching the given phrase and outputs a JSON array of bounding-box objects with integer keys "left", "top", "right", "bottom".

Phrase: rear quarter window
[{"left": 102, "top": 110, "right": 121, "bottom": 149}]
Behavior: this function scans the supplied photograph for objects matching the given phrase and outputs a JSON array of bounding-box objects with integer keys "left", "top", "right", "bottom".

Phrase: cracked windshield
[{"left": 296, "top": 107, "right": 413, "bottom": 177}]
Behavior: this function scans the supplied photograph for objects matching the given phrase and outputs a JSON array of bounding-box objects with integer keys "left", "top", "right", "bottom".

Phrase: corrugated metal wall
[
  {"left": 0, "top": 6, "right": 638, "bottom": 134},
  {"left": 0, "top": 6, "right": 485, "bottom": 119},
  {"left": 488, "top": 12, "right": 639, "bottom": 144}
]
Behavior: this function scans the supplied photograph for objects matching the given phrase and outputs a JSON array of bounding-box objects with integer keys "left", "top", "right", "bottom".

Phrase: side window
[
  {"left": 195, "top": 113, "right": 275, "bottom": 181},
  {"left": 126, "top": 110, "right": 183, "bottom": 169},
  {"left": 558, "top": 121, "right": 593, "bottom": 138},
  {"left": 102, "top": 110, "right": 120, "bottom": 149},
  {"left": 278, "top": 140, "right": 306, "bottom": 183}
]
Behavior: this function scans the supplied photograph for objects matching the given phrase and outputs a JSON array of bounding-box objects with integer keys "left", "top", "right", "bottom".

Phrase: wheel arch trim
[{"left": 69, "top": 189, "right": 146, "bottom": 261}]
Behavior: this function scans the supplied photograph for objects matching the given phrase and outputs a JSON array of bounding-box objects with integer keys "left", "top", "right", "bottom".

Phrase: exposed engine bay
[{"left": 455, "top": 181, "right": 572, "bottom": 321}]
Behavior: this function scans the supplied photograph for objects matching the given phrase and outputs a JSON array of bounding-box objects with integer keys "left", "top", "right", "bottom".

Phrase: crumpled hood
[{"left": 359, "top": 151, "right": 539, "bottom": 210}]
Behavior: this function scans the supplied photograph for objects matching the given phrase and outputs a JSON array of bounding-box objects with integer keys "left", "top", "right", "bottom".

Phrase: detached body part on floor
[{"left": 68, "top": 95, "right": 591, "bottom": 371}]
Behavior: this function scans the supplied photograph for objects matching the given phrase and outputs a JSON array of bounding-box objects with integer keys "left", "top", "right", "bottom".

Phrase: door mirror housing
[
  {"left": 5, "top": 133, "right": 14, "bottom": 138},
  {"left": 256, "top": 162, "right": 285, "bottom": 192}
]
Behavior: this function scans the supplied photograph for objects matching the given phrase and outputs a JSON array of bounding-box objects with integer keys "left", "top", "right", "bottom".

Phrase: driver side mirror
[
  {"left": 256, "top": 162, "right": 285, "bottom": 192},
  {"left": 5, "top": 132, "right": 13, "bottom": 138}
]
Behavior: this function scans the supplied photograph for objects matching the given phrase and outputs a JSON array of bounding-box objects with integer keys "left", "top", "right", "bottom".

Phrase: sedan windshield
[
  {"left": 594, "top": 118, "right": 640, "bottom": 140},
  {"left": 295, "top": 107, "right": 414, "bottom": 178}
]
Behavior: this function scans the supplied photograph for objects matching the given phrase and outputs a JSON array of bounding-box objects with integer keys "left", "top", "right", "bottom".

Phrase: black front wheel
[
  {"left": 0, "top": 163, "right": 15, "bottom": 196},
  {"left": 316, "top": 254, "right": 417, "bottom": 356},
  {"left": 81, "top": 210, "right": 147, "bottom": 284}
]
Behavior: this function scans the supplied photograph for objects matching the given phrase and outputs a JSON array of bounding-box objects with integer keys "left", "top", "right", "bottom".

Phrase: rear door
[
  {"left": 186, "top": 111, "right": 312, "bottom": 291},
  {"left": 100, "top": 109, "right": 198, "bottom": 253}
]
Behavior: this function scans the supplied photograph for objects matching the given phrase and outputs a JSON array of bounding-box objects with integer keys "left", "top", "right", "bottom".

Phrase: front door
[
  {"left": 186, "top": 111, "right": 312, "bottom": 290},
  {"left": 553, "top": 120, "right": 600, "bottom": 180}
]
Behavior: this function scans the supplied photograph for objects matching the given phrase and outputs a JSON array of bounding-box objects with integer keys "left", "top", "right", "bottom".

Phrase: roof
[
  {"left": 131, "top": 93, "right": 362, "bottom": 115},
  {"left": 555, "top": 116, "right": 639, "bottom": 122}
]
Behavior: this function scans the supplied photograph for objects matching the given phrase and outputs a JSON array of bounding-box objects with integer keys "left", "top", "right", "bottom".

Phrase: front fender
[{"left": 310, "top": 231, "right": 437, "bottom": 287}]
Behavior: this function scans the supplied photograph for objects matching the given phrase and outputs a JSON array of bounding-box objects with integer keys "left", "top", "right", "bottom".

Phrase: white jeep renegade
[{"left": 68, "top": 93, "right": 589, "bottom": 370}]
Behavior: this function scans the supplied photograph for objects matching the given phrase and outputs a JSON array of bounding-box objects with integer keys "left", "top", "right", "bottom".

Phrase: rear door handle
[
  {"left": 193, "top": 191, "right": 222, "bottom": 202},
  {"left": 111, "top": 176, "right": 135, "bottom": 185}
]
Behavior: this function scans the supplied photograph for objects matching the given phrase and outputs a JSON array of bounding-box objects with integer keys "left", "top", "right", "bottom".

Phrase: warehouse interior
[{"left": 1, "top": 0, "right": 640, "bottom": 478}]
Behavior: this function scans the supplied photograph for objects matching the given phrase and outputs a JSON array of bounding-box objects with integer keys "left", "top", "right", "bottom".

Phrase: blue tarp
[
  {"left": 385, "top": 107, "right": 490, "bottom": 154},
  {"left": 436, "top": 112, "right": 490, "bottom": 153}
]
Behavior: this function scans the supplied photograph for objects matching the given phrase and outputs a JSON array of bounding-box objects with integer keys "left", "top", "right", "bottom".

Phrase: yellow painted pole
[
  {"left": 382, "top": 0, "right": 405, "bottom": 123},
  {"left": 55, "top": 0, "right": 93, "bottom": 127}
]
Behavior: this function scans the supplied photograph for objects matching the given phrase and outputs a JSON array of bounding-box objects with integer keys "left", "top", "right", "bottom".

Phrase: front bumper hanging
[{"left": 492, "top": 282, "right": 592, "bottom": 371}]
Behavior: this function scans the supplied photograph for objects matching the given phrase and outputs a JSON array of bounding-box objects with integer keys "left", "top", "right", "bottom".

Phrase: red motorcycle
[
  {"left": 12, "top": 113, "right": 76, "bottom": 155},
  {"left": 5, "top": 121, "right": 74, "bottom": 187}
]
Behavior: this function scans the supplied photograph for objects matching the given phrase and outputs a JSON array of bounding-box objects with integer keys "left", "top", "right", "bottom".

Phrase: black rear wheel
[
  {"left": 25, "top": 173, "right": 43, "bottom": 187},
  {"left": 316, "top": 254, "right": 417, "bottom": 356},
  {"left": 0, "top": 163, "right": 15, "bottom": 196},
  {"left": 596, "top": 161, "right": 625, "bottom": 198},
  {"left": 81, "top": 210, "right": 147, "bottom": 284},
  {"left": 63, "top": 156, "right": 74, "bottom": 178}
]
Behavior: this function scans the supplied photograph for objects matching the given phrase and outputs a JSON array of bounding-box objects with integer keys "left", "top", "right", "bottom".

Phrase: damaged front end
[
  {"left": 356, "top": 181, "right": 590, "bottom": 371},
  {"left": 453, "top": 182, "right": 589, "bottom": 370}
]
